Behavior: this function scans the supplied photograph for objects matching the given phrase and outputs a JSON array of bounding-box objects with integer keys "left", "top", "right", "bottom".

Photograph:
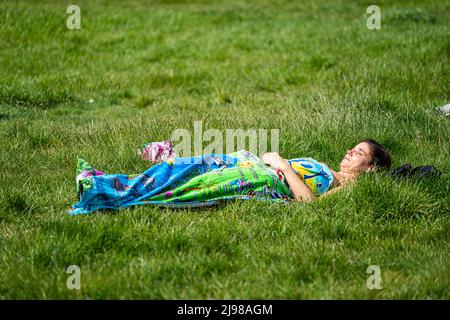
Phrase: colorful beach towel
[
  {"left": 287, "top": 158, "right": 334, "bottom": 196},
  {"left": 70, "top": 150, "right": 294, "bottom": 215}
]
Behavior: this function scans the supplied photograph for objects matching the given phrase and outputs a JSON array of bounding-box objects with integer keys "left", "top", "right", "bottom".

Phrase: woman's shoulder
[{"left": 329, "top": 169, "right": 355, "bottom": 189}]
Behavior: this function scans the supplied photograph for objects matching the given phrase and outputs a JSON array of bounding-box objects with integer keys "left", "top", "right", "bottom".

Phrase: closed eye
[{"left": 357, "top": 148, "right": 367, "bottom": 156}]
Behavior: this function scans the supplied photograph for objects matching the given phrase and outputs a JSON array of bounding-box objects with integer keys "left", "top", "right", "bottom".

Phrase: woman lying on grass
[
  {"left": 70, "top": 139, "right": 391, "bottom": 215},
  {"left": 263, "top": 139, "right": 391, "bottom": 202}
]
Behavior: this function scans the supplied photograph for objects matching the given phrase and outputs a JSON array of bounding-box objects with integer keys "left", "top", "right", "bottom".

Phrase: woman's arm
[
  {"left": 280, "top": 164, "right": 317, "bottom": 202},
  {"left": 262, "top": 152, "right": 316, "bottom": 202}
]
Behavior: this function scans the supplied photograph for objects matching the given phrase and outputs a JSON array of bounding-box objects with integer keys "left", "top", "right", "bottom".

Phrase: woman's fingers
[
  {"left": 262, "top": 152, "right": 278, "bottom": 160},
  {"left": 262, "top": 154, "right": 272, "bottom": 164},
  {"left": 262, "top": 153, "right": 286, "bottom": 171}
]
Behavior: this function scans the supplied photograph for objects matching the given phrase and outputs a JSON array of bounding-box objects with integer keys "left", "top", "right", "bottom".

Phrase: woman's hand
[
  {"left": 262, "top": 152, "right": 290, "bottom": 171},
  {"left": 263, "top": 152, "right": 316, "bottom": 202}
]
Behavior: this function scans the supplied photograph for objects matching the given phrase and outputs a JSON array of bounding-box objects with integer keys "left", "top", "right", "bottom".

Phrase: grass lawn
[{"left": 0, "top": 0, "right": 449, "bottom": 299}]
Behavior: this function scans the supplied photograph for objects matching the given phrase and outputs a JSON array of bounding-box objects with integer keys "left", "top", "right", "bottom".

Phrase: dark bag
[{"left": 390, "top": 163, "right": 442, "bottom": 179}]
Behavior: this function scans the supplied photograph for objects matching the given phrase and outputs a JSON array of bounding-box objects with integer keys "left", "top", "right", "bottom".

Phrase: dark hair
[{"left": 360, "top": 139, "right": 391, "bottom": 170}]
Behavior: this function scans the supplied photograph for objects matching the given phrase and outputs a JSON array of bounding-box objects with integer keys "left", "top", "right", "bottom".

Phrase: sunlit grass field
[{"left": 0, "top": 0, "right": 449, "bottom": 299}]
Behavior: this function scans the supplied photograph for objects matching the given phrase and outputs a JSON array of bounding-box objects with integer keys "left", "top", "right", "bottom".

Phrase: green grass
[{"left": 0, "top": 0, "right": 449, "bottom": 299}]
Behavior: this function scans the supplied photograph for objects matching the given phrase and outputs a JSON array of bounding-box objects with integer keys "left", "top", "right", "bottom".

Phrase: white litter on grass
[
  {"left": 88, "top": 98, "right": 94, "bottom": 104},
  {"left": 437, "top": 103, "right": 450, "bottom": 116}
]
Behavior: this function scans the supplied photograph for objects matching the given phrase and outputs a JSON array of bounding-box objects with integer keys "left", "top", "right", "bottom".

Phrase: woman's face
[{"left": 339, "top": 142, "right": 374, "bottom": 173}]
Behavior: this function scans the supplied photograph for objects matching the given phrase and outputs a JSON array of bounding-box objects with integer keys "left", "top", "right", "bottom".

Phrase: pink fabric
[{"left": 137, "top": 140, "right": 176, "bottom": 164}]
